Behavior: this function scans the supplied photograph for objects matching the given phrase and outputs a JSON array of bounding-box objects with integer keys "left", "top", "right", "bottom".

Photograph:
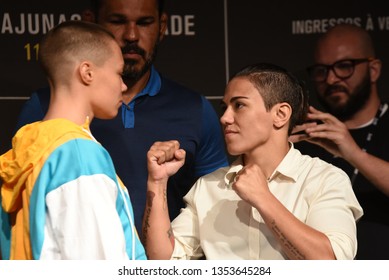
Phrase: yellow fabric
[{"left": 0, "top": 119, "right": 91, "bottom": 259}]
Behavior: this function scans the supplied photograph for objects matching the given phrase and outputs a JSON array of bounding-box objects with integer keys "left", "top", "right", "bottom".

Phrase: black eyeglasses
[{"left": 306, "top": 58, "right": 374, "bottom": 82}]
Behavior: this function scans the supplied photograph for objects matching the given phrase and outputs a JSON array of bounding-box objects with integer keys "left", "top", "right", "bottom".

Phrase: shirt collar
[
  {"left": 268, "top": 143, "right": 300, "bottom": 182},
  {"left": 137, "top": 65, "right": 161, "bottom": 98},
  {"left": 224, "top": 143, "right": 300, "bottom": 188},
  {"left": 224, "top": 157, "right": 244, "bottom": 189}
]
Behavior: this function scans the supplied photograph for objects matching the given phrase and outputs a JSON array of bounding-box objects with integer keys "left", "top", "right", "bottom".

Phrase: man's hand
[
  {"left": 289, "top": 122, "right": 318, "bottom": 143},
  {"left": 289, "top": 106, "right": 360, "bottom": 159}
]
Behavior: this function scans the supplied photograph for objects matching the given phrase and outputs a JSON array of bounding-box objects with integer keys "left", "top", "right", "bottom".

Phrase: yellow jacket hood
[{"left": 0, "top": 119, "right": 90, "bottom": 213}]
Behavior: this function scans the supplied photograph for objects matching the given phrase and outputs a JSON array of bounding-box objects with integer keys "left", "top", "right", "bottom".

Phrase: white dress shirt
[{"left": 171, "top": 145, "right": 363, "bottom": 260}]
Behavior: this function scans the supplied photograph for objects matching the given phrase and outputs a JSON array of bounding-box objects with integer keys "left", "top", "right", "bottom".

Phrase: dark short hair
[
  {"left": 39, "top": 20, "right": 116, "bottom": 83},
  {"left": 232, "top": 63, "right": 309, "bottom": 135}
]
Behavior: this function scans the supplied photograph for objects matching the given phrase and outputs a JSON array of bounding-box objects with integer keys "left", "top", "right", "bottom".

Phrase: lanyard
[{"left": 351, "top": 102, "right": 388, "bottom": 185}]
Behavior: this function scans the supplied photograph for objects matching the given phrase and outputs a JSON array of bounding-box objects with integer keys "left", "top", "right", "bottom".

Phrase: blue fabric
[
  {"left": 15, "top": 67, "right": 229, "bottom": 234},
  {"left": 15, "top": 87, "right": 50, "bottom": 132},
  {"left": 122, "top": 66, "right": 160, "bottom": 128},
  {"left": 29, "top": 138, "right": 146, "bottom": 259},
  {"left": 0, "top": 193, "right": 11, "bottom": 260}
]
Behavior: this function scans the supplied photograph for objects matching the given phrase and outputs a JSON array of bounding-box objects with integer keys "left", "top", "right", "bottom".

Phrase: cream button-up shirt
[{"left": 171, "top": 145, "right": 363, "bottom": 260}]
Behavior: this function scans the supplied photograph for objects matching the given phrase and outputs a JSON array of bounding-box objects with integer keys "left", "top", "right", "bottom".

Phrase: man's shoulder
[
  {"left": 33, "top": 86, "right": 51, "bottom": 98},
  {"left": 31, "top": 87, "right": 51, "bottom": 110},
  {"left": 159, "top": 75, "right": 203, "bottom": 97}
]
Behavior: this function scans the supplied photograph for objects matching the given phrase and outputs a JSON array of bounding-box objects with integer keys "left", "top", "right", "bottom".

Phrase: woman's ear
[
  {"left": 273, "top": 102, "right": 292, "bottom": 129},
  {"left": 79, "top": 61, "right": 93, "bottom": 85}
]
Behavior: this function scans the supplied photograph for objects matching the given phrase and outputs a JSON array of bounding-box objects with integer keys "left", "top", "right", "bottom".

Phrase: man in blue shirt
[{"left": 15, "top": 0, "right": 228, "bottom": 234}]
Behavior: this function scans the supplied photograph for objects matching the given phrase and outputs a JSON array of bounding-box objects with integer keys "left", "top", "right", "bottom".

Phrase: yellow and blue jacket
[{"left": 0, "top": 119, "right": 146, "bottom": 259}]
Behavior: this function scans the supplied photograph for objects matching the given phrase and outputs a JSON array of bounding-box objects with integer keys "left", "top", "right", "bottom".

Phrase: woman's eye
[{"left": 235, "top": 102, "right": 244, "bottom": 109}]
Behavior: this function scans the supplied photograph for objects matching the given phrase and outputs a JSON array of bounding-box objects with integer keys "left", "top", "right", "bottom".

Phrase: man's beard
[
  {"left": 317, "top": 73, "right": 371, "bottom": 121},
  {"left": 121, "top": 41, "right": 159, "bottom": 83}
]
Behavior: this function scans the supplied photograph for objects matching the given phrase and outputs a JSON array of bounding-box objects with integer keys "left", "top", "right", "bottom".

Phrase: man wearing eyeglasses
[{"left": 290, "top": 23, "right": 389, "bottom": 260}]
